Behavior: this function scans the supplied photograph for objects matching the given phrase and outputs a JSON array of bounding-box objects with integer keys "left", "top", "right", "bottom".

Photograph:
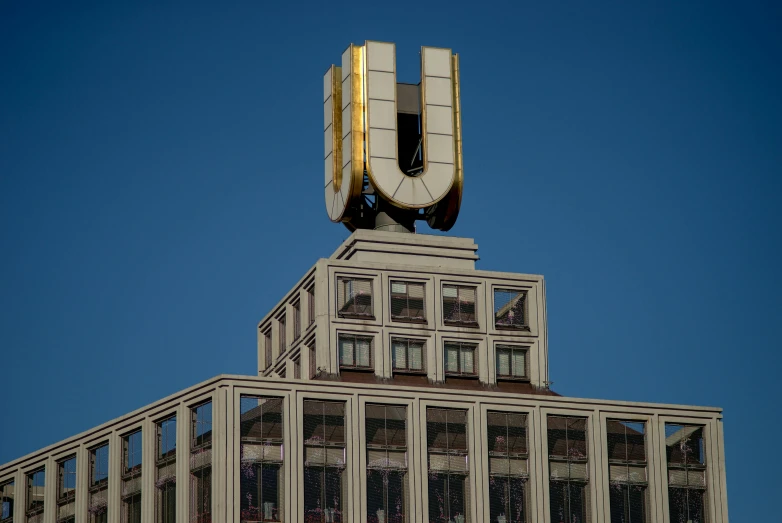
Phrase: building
[
  {"left": 0, "top": 41, "right": 728, "bottom": 523},
  {"left": 0, "top": 231, "right": 728, "bottom": 523}
]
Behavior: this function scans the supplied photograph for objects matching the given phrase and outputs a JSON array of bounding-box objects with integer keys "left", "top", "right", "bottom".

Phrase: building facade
[{"left": 0, "top": 231, "right": 728, "bottom": 523}]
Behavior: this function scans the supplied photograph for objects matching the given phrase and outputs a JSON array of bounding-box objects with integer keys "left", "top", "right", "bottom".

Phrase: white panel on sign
[
  {"left": 425, "top": 77, "right": 452, "bottom": 107},
  {"left": 426, "top": 133, "right": 454, "bottom": 164},
  {"left": 369, "top": 100, "right": 396, "bottom": 131},
  {"left": 323, "top": 68, "right": 332, "bottom": 102},
  {"left": 367, "top": 41, "right": 395, "bottom": 72},
  {"left": 425, "top": 105, "right": 453, "bottom": 135},
  {"left": 324, "top": 97, "right": 333, "bottom": 131},
  {"left": 368, "top": 71, "right": 396, "bottom": 101},
  {"left": 341, "top": 77, "right": 351, "bottom": 110},
  {"left": 369, "top": 128, "right": 397, "bottom": 160},
  {"left": 423, "top": 47, "right": 452, "bottom": 78},
  {"left": 341, "top": 48, "right": 351, "bottom": 79}
]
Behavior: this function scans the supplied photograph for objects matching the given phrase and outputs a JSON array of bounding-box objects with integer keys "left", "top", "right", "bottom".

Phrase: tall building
[{"left": 0, "top": 41, "right": 728, "bottom": 523}]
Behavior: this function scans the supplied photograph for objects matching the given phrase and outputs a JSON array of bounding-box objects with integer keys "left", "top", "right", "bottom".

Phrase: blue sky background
[{"left": 1, "top": 1, "right": 780, "bottom": 519}]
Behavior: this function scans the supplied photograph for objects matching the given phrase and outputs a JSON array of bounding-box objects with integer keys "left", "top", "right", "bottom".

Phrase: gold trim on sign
[
  {"left": 331, "top": 64, "right": 343, "bottom": 192},
  {"left": 348, "top": 44, "right": 364, "bottom": 209}
]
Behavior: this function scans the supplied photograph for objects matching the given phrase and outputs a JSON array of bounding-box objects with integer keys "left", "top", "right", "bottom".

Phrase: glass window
[
  {"left": 392, "top": 338, "right": 425, "bottom": 373},
  {"left": 444, "top": 342, "right": 476, "bottom": 377},
  {"left": 89, "top": 443, "right": 109, "bottom": 523},
  {"left": 494, "top": 289, "right": 528, "bottom": 329},
  {"left": 665, "top": 424, "right": 708, "bottom": 523},
  {"left": 1, "top": 480, "right": 14, "bottom": 523},
  {"left": 264, "top": 328, "right": 272, "bottom": 368},
  {"left": 390, "top": 281, "right": 426, "bottom": 322},
  {"left": 606, "top": 420, "right": 648, "bottom": 523},
  {"left": 240, "top": 396, "right": 284, "bottom": 523},
  {"left": 190, "top": 402, "right": 212, "bottom": 523},
  {"left": 427, "top": 408, "right": 470, "bottom": 523},
  {"left": 338, "top": 334, "right": 373, "bottom": 370},
  {"left": 442, "top": 285, "right": 477, "bottom": 326},
  {"left": 26, "top": 468, "right": 45, "bottom": 521},
  {"left": 293, "top": 301, "right": 301, "bottom": 342},
  {"left": 487, "top": 412, "right": 529, "bottom": 523},
  {"left": 58, "top": 456, "right": 77, "bottom": 502},
  {"left": 496, "top": 346, "right": 527, "bottom": 380},
  {"left": 278, "top": 314, "right": 287, "bottom": 354},
  {"left": 337, "top": 278, "right": 373, "bottom": 318},
  {"left": 303, "top": 400, "right": 346, "bottom": 523},
  {"left": 56, "top": 455, "right": 77, "bottom": 523},
  {"left": 308, "top": 286, "right": 316, "bottom": 326},
  {"left": 548, "top": 416, "right": 591, "bottom": 523},
  {"left": 156, "top": 416, "right": 176, "bottom": 523},
  {"left": 122, "top": 430, "right": 142, "bottom": 523},
  {"left": 366, "top": 405, "right": 408, "bottom": 523}
]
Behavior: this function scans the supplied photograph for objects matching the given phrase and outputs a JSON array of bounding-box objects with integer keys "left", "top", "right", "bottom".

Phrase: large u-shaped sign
[{"left": 324, "top": 41, "right": 463, "bottom": 226}]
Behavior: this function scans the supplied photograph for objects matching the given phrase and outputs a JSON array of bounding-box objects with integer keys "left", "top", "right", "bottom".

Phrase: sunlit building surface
[{"left": 0, "top": 231, "right": 728, "bottom": 523}]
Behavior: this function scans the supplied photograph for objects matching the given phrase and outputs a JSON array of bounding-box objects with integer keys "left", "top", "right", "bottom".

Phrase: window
[
  {"left": 278, "top": 314, "right": 286, "bottom": 354},
  {"left": 392, "top": 338, "right": 425, "bottom": 373},
  {"left": 666, "top": 424, "right": 708, "bottom": 523},
  {"left": 390, "top": 281, "right": 425, "bottom": 322},
  {"left": 607, "top": 420, "right": 648, "bottom": 523},
  {"left": 427, "top": 408, "right": 470, "bottom": 523},
  {"left": 366, "top": 405, "right": 408, "bottom": 523},
  {"left": 57, "top": 456, "right": 76, "bottom": 523},
  {"left": 293, "top": 301, "right": 301, "bottom": 342},
  {"left": 190, "top": 402, "right": 212, "bottom": 523},
  {"left": 494, "top": 289, "right": 528, "bottom": 329},
  {"left": 308, "top": 286, "right": 315, "bottom": 326},
  {"left": 442, "top": 285, "right": 477, "bottom": 326},
  {"left": 303, "top": 400, "right": 346, "bottom": 523},
  {"left": 337, "top": 277, "right": 373, "bottom": 318},
  {"left": 122, "top": 430, "right": 142, "bottom": 523},
  {"left": 293, "top": 358, "right": 301, "bottom": 380},
  {"left": 548, "top": 416, "right": 591, "bottom": 523},
  {"left": 240, "top": 396, "right": 284, "bottom": 523},
  {"left": 496, "top": 346, "right": 527, "bottom": 380},
  {"left": 25, "top": 468, "right": 44, "bottom": 523},
  {"left": 156, "top": 416, "right": 176, "bottom": 523},
  {"left": 89, "top": 444, "right": 109, "bottom": 523},
  {"left": 444, "top": 342, "right": 476, "bottom": 377},
  {"left": 309, "top": 345, "right": 317, "bottom": 379},
  {"left": 338, "top": 334, "right": 373, "bottom": 370},
  {"left": 487, "top": 412, "right": 529, "bottom": 523},
  {"left": 1, "top": 480, "right": 14, "bottom": 523},
  {"left": 263, "top": 328, "right": 272, "bottom": 369}
]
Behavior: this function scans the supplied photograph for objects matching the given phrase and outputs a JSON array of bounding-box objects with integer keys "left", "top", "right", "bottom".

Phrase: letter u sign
[{"left": 324, "top": 41, "right": 463, "bottom": 231}]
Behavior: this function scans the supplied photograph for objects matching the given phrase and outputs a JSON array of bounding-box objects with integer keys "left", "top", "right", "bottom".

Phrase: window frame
[
  {"left": 442, "top": 284, "right": 479, "bottom": 327},
  {"left": 337, "top": 333, "right": 374, "bottom": 370},
  {"left": 493, "top": 288, "right": 530, "bottom": 331},
  {"left": 277, "top": 313, "right": 287, "bottom": 355},
  {"left": 263, "top": 327, "right": 272, "bottom": 368},
  {"left": 389, "top": 280, "right": 426, "bottom": 323},
  {"left": 0, "top": 479, "right": 14, "bottom": 523},
  {"left": 57, "top": 455, "right": 77, "bottom": 504},
  {"left": 292, "top": 300, "right": 301, "bottom": 342},
  {"left": 495, "top": 344, "right": 529, "bottom": 381},
  {"left": 444, "top": 341, "right": 478, "bottom": 377},
  {"left": 391, "top": 337, "right": 426, "bottom": 374},
  {"left": 25, "top": 467, "right": 45, "bottom": 517},
  {"left": 307, "top": 285, "right": 316, "bottom": 327},
  {"left": 337, "top": 277, "right": 374, "bottom": 319}
]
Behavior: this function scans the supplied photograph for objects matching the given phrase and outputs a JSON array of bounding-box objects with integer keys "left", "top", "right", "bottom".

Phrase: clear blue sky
[{"left": 1, "top": 1, "right": 780, "bottom": 519}]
